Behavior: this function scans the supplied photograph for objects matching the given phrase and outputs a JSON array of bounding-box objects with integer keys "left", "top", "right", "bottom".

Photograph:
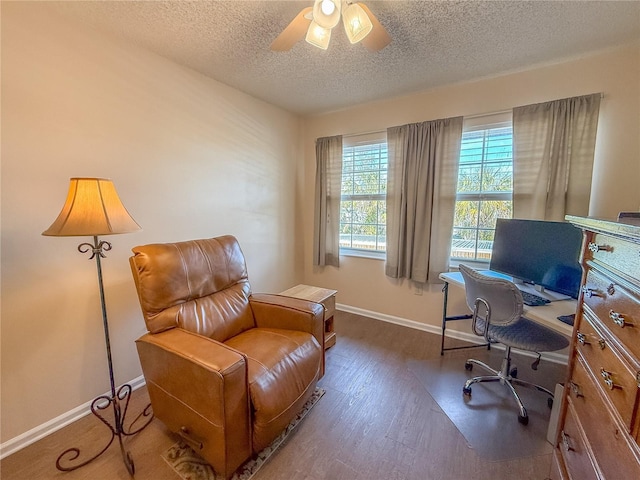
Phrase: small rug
[
  {"left": 162, "top": 388, "right": 325, "bottom": 480},
  {"left": 407, "top": 349, "right": 563, "bottom": 461}
]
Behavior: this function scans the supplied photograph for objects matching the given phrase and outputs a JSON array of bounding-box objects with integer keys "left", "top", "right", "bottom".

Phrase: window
[
  {"left": 451, "top": 114, "right": 513, "bottom": 263},
  {"left": 340, "top": 133, "right": 388, "bottom": 256}
]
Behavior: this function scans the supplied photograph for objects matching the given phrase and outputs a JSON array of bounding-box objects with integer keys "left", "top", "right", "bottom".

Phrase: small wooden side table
[{"left": 280, "top": 284, "right": 337, "bottom": 349}]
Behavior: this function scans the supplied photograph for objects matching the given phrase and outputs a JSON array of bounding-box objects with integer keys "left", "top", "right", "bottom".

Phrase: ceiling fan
[{"left": 271, "top": 0, "right": 391, "bottom": 52}]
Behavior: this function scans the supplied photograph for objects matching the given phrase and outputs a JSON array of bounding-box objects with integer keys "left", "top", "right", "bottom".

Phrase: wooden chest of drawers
[{"left": 551, "top": 216, "right": 640, "bottom": 479}]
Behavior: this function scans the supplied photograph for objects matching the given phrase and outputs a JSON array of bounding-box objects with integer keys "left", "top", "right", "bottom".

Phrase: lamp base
[{"left": 55, "top": 384, "right": 153, "bottom": 475}]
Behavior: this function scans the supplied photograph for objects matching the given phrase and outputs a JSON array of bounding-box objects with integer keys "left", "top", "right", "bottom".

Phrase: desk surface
[{"left": 440, "top": 271, "right": 576, "bottom": 337}]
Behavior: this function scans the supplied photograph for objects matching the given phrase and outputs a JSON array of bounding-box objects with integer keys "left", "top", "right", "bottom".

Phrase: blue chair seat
[{"left": 479, "top": 316, "right": 569, "bottom": 352}]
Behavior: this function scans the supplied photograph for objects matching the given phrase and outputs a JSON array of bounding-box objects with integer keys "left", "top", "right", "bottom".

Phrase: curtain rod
[
  {"left": 342, "top": 110, "right": 512, "bottom": 135},
  {"left": 343, "top": 93, "right": 604, "bottom": 137},
  {"left": 447, "top": 92, "right": 605, "bottom": 121},
  {"left": 463, "top": 109, "right": 512, "bottom": 120},
  {"left": 343, "top": 129, "right": 386, "bottom": 139}
]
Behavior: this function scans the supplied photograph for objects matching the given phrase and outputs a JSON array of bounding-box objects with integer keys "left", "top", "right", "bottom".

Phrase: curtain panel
[
  {"left": 385, "top": 117, "right": 463, "bottom": 284},
  {"left": 313, "top": 135, "right": 343, "bottom": 267},
  {"left": 512, "top": 93, "right": 601, "bottom": 220}
]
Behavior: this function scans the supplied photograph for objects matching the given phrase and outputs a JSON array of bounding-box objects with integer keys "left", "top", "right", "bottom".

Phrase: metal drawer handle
[
  {"left": 561, "top": 431, "right": 574, "bottom": 452},
  {"left": 576, "top": 331, "right": 605, "bottom": 349},
  {"left": 600, "top": 368, "right": 622, "bottom": 390},
  {"left": 588, "top": 242, "right": 613, "bottom": 253},
  {"left": 581, "top": 286, "right": 601, "bottom": 298},
  {"left": 609, "top": 310, "right": 633, "bottom": 328},
  {"left": 568, "top": 381, "right": 584, "bottom": 398}
]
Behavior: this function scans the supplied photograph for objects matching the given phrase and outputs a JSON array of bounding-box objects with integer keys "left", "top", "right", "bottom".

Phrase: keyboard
[{"left": 520, "top": 290, "right": 551, "bottom": 306}]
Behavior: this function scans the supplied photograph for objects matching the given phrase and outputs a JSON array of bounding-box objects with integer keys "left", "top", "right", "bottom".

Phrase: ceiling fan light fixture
[
  {"left": 305, "top": 21, "right": 331, "bottom": 50},
  {"left": 342, "top": 2, "right": 373, "bottom": 44},
  {"left": 313, "top": 0, "right": 341, "bottom": 29},
  {"left": 321, "top": 0, "right": 336, "bottom": 15},
  {"left": 270, "top": 1, "right": 389, "bottom": 53}
]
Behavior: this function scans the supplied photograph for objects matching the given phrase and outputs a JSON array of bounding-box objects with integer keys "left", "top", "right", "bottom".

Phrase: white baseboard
[
  {"left": 338, "top": 302, "right": 450, "bottom": 336},
  {"left": 0, "top": 375, "right": 146, "bottom": 460},
  {"left": 335, "top": 303, "right": 569, "bottom": 365},
  {"left": 1, "top": 304, "right": 569, "bottom": 460}
]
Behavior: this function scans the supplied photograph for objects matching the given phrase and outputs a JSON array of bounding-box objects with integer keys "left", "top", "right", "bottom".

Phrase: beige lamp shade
[{"left": 43, "top": 177, "right": 141, "bottom": 236}]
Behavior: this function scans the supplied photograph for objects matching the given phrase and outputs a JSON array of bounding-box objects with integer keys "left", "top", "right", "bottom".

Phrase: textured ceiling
[{"left": 51, "top": 0, "right": 640, "bottom": 115}]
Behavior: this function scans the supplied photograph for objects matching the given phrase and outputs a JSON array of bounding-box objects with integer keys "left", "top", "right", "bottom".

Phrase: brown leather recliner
[{"left": 129, "top": 235, "right": 324, "bottom": 479}]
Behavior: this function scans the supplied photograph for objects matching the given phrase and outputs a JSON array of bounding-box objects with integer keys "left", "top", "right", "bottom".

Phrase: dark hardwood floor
[{"left": 1, "top": 311, "right": 564, "bottom": 479}]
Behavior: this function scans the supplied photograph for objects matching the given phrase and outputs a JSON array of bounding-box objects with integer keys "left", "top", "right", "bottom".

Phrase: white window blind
[
  {"left": 340, "top": 133, "right": 388, "bottom": 255},
  {"left": 451, "top": 114, "right": 513, "bottom": 262}
]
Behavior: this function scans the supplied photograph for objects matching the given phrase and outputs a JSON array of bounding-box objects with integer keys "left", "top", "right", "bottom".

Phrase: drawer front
[
  {"left": 582, "top": 268, "right": 640, "bottom": 360},
  {"left": 550, "top": 448, "right": 569, "bottom": 480},
  {"left": 323, "top": 294, "right": 336, "bottom": 319},
  {"left": 586, "top": 232, "right": 640, "bottom": 280},
  {"left": 558, "top": 402, "right": 599, "bottom": 480},
  {"left": 574, "top": 313, "right": 639, "bottom": 428},
  {"left": 567, "top": 355, "right": 640, "bottom": 479},
  {"left": 549, "top": 448, "right": 569, "bottom": 480}
]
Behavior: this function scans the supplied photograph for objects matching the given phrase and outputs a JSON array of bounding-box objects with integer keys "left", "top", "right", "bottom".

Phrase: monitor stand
[
  {"left": 481, "top": 270, "right": 571, "bottom": 302},
  {"left": 519, "top": 282, "right": 570, "bottom": 302}
]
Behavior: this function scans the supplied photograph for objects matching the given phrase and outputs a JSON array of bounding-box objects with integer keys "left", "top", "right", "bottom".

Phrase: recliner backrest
[
  {"left": 130, "top": 235, "right": 256, "bottom": 341},
  {"left": 458, "top": 264, "right": 524, "bottom": 327}
]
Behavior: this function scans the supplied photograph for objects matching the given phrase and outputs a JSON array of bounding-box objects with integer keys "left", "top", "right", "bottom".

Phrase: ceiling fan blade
[
  {"left": 270, "top": 7, "right": 313, "bottom": 51},
  {"left": 359, "top": 3, "right": 391, "bottom": 52}
]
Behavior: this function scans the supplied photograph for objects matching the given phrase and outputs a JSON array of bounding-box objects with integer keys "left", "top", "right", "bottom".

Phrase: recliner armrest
[
  {"left": 249, "top": 293, "right": 325, "bottom": 349},
  {"left": 136, "top": 328, "right": 251, "bottom": 477}
]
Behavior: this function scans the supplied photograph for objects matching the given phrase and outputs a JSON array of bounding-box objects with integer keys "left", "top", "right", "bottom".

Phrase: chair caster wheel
[
  {"left": 547, "top": 397, "right": 553, "bottom": 409},
  {"left": 518, "top": 414, "right": 529, "bottom": 425},
  {"left": 510, "top": 366, "right": 518, "bottom": 378},
  {"left": 464, "top": 362, "right": 473, "bottom": 371},
  {"left": 463, "top": 386, "right": 472, "bottom": 396}
]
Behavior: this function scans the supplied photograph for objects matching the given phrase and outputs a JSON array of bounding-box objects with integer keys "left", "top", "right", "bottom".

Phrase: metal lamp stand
[{"left": 55, "top": 236, "right": 153, "bottom": 475}]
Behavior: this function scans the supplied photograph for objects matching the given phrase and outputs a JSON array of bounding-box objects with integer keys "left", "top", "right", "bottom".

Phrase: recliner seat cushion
[{"left": 224, "top": 328, "right": 321, "bottom": 451}]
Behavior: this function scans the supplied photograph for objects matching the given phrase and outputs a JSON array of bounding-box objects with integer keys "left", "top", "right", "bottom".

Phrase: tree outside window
[
  {"left": 452, "top": 125, "right": 513, "bottom": 262},
  {"left": 340, "top": 141, "right": 387, "bottom": 253}
]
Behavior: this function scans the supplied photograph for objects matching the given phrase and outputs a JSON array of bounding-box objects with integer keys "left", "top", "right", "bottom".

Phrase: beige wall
[
  {"left": 1, "top": 3, "right": 304, "bottom": 443},
  {"left": 2, "top": 1, "right": 639, "bottom": 452},
  {"left": 301, "top": 43, "right": 640, "bottom": 331}
]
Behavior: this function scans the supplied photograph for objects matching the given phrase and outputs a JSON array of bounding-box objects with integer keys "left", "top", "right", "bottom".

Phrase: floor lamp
[{"left": 42, "top": 177, "right": 153, "bottom": 475}]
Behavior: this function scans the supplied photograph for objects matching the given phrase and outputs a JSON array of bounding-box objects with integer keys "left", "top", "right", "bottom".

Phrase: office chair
[{"left": 458, "top": 264, "right": 569, "bottom": 425}]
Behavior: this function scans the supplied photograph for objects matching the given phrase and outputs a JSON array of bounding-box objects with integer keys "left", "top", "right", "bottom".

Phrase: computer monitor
[{"left": 489, "top": 218, "right": 583, "bottom": 298}]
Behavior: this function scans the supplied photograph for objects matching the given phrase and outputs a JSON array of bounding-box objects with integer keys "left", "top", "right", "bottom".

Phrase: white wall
[
  {"left": 1, "top": 3, "right": 304, "bottom": 444},
  {"left": 301, "top": 43, "right": 640, "bottom": 332}
]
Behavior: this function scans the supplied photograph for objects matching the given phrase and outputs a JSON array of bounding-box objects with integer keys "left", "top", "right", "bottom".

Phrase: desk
[{"left": 439, "top": 271, "right": 576, "bottom": 355}]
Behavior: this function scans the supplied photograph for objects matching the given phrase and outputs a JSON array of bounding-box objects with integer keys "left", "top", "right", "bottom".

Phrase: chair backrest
[
  {"left": 130, "top": 235, "right": 256, "bottom": 341},
  {"left": 458, "top": 264, "right": 524, "bottom": 327}
]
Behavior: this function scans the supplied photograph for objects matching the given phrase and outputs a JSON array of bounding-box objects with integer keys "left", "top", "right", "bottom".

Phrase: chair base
[{"left": 462, "top": 347, "right": 554, "bottom": 425}]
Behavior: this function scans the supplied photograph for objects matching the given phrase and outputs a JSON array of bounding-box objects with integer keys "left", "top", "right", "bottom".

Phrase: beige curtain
[
  {"left": 385, "top": 117, "right": 463, "bottom": 283},
  {"left": 512, "top": 93, "right": 601, "bottom": 220},
  {"left": 313, "top": 135, "right": 343, "bottom": 267}
]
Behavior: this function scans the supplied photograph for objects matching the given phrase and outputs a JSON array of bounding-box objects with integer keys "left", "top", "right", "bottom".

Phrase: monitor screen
[{"left": 489, "top": 219, "right": 583, "bottom": 298}]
